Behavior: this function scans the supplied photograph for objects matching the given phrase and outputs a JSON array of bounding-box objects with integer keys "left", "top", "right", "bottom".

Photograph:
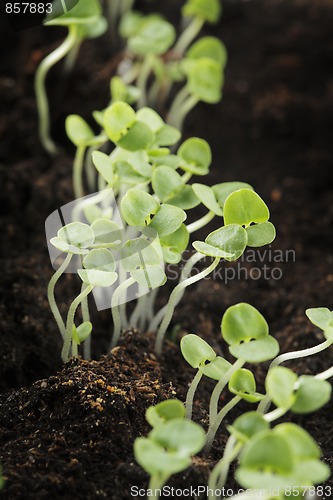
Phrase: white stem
[
  {"left": 264, "top": 406, "right": 286, "bottom": 423},
  {"left": 209, "top": 359, "right": 245, "bottom": 423},
  {"left": 187, "top": 211, "right": 215, "bottom": 234},
  {"left": 173, "top": 17, "right": 204, "bottom": 54},
  {"left": 185, "top": 370, "right": 203, "bottom": 419},
  {"left": 35, "top": 25, "right": 79, "bottom": 155},
  {"left": 110, "top": 277, "right": 135, "bottom": 348},
  {"left": 204, "top": 396, "right": 241, "bottom": 453},
  {"left": 315, "top": 365, "right": 333, "bottom": 380},
  {"left": 154, "top": 255, "right": 220, "bottom": 355},
  {"left": 47, "top": 253, "right": 72, "bottom": 340}
]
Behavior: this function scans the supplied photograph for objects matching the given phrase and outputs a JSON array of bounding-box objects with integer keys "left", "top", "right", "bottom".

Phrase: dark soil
[{"left": 0, "top": 0, "right": 333, "bottom": 498}]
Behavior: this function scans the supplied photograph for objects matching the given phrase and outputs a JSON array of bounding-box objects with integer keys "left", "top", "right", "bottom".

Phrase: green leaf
[
  {"left": 182, "top": 0, "right": 222, "bottom": 23},
  {"left": 149, "top": 204, "right": 187, "bottom": 238},
  {"left": 167, "top": 186, "right": 200, "bottom": 210},
  {"left": 82, "top": 16, "right": 108, "bottom": 39},
  {"left": 180, "top": 334, "right": 216, "bottom": 368},
  {"left": 293, "top": 460, "right": 330, "bottom": 486},
  {"left": 131, "top": 264, "right": 166, "bottom": 289},
  {"left": 230, "top": 336, "right": 279, "bottom": 363},
  {"left": 192, "top": 183, "right": 223, "bottom": 216},
  {"left": 45, "top": 0, "right": 101, "bottom": 26},
  {"left": 152, "top": 166, "right": 184, "bottom": 202},
  {"left": 274, "top": 424, "right": 321, "bottom": 461},
  {"left": 121, "top": 189, "right": 160, "bottom": 227},
  {"left": 155, "top": 125, "right": 181, "bottom": 147},
  {"left": 291, "top": 376, "right": 332, "bottom": 414},
  {"left": 84, "top": 204, "right": 112, "bottom": 224},
  {"left": 78, "top": 269, "right": 117, "bottom": 287},
  {"left": 125, "top": 150, "right": 152, "bottom": 177},
  {"left": 150, "top": 154, "right": 180, "bottom": 169},
  {"left": 213, "top": 182, "right": 254, "bottom": 210},
  {"left": 227, "top": 412, "right": 269, "bottom": 443},
  {"left": 149, "top": 418, "right": 205, "bottom": 457},
  {"left": 136, "top": 108, "right": 164, "bottom": 133},
  {"left": 111, "top": 76, "right": 140, "bottom": 105},
  {"left": 224, "top": 189, "right": 270, "bottom": 227},
  {"left": 92, "top": 151, "right": 114, "bottom": 185},
  {"left": 51, "top": 222, "right": 95, "bottom": 254},
  {"left": 187, "top": 36, "right": 227, "bottom": 67},
  {"left": 178, "top": 138, "right": 211, "bottom": 175},
  {"left": 119, "top": 11, "right": 144, "bottom": 38},
  {"left": 146, "top": 400, "right": 186, "bottom": 428},
  {"left": 159, "top": 224, "right": 189, "bottom": 264},
  {"left": 222, "top": 303, "right": 279, "bottom": 362},
  {"left": 203, "top": 224, "right": 248, "bottom": 260},
  {"left": 246, "top": 221, "right": 276, "bottom": 247},
  {"left": 200, "top": 356, "right": 232, "bottom": 380},
  {"left": 222, "top": 303, "right": 269, "bottom": 345},
  {"left": 187, "top": 59, "right": 223, "bottom": 103},
  {"left": 120, "top": 238, "right": 162, "bottom": 272},
  {"left": 82, "top": 248, "right": 116, "bottom": 272},
  {"left": 305, "top": 307, "right": 333, "bottom": 330},
  {"left": 117, "top": 121, "right": 154, "bottom": 151},
  {"left": 229, "top": 369, "right": 264, "bottom": 403},
  {"left": 134, "top": 437, "right": 191, "bottom": 476},
  {"left": 72, "top": 321, "right": 92, "bottom": 345},
  {"left": 128, "top": 19, "right": 176, "bottom": 55},
  {"left": 265, "top": 367, "right": 298, "bottom": 410},
  {"left": 91, "top": 220, "right": 122, "bottom": 249},
  {"left": 115, "top": 161, "right": 147, "bottom": 185},
  {"left": 65, "top": 115, "right": 95, "bottom": 147},
  {"left": 104, "top": 102, "right": 136, "bottom": 143},
  {"left": 239, "top": 431, "right": 294, "bottom": 474}
]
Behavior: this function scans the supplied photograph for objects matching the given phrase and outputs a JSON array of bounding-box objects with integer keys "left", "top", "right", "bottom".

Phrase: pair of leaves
[
  {"left": 221, "top": 303, "right": 280, "bottom": 363},
  {"left": 236, "top": 423, "right": 330, "bottom": 489},
  {"left": 134, "top": 418, "right": 205, "bottom": 477},
  {"left": 266, "top": 366, "right": 332, "bottom": 414},
  {"left": 181, "top": 334, "right": 232, "bottom": 381},
  {"left": 306, "top": 307, "right": 333, "bottom": 341},
  {"left": 121, "top": 188, "right": 187, "bottom": 238},
  {"left": 224, "top": 188, "right": 276, "bottom": 247},
  {"left": 78, "top": 248, "right": 118, "bottom": 287}
]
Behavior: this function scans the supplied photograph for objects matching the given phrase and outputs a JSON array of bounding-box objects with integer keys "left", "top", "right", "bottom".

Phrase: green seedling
[
  {"left": 236, "top": 423, "right": 330, "bottom": 490},
  {"left": 181, "top": 334, "right": 232, "bottom": 418},
  {"left": 205, "top": 367, "right": 264, "bottom": 453},
  {"left": 146, "top": 399, "right": 185, "bottom": 428},
  {"left": 258, "top": 306, "right": 333, "bottom": 414},
  {"left": 35, "top": 0, "right": 106, "bottom": 155},
  {"left": 174, "top": 0, "right": 222, "bottom": 54},
  {"left": 263, "top": 366, "right": 331, "bottom": 421},
  {"left": 49, "top": 224, "right": 118, "bottom": 361},
  {"left": 208, "top": 413, "right": 269, "bottom": 498},
  {"left": 203, "top": 304, "right": 278, "bottom": 451},
  {"left": 71, "top": 321, "right": 92, "bottom": 358},
  {"left": 154, "top": 189, "right": 275, "bottom": 355},
  {"left": 134, "top": 418, "right": 205, "bottom": 500}
]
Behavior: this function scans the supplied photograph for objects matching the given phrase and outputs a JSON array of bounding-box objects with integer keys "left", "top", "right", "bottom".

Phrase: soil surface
[{"left": 0, "top": 0, "right": 333, "bottom": 498}]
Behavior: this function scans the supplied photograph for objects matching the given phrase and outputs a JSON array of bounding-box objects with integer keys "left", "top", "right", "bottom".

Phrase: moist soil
[{"left": 0, "top": 0, "right": 333, "bottom": 498}]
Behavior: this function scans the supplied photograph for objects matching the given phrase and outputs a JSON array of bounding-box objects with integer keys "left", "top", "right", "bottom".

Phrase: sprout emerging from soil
[{"left": 134, "top": 416, "right": 205, "bottom": 500}]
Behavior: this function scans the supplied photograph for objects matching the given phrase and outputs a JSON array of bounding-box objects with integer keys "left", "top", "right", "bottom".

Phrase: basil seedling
[{"left": 35, "top": 0, "right": 105, "bottom": 155}]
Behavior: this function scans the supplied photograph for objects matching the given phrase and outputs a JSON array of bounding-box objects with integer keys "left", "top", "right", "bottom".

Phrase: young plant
[
  {"left": 174, "top": 0, "right": 222, "bottom": 55},
  {"left": 35, "top": 0, "right": 106, "bottom": 155},
  {"left": 145, "top": 399, "right": 185, "bottom": 428},
  {"left": 235, "top": 423, "right": 330, "bottom": 491},
  {"left": 154, "top": 188, "right": 276, "bottom": 355},
  {"left": 180, "top": 334, "right": 232, "bottom": 419},
  {"left": 134, "top": 416, "right": 205, "bottom": 500},
  {"left": 257, "top": 306, "right": 333, "bottom": 414}
]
